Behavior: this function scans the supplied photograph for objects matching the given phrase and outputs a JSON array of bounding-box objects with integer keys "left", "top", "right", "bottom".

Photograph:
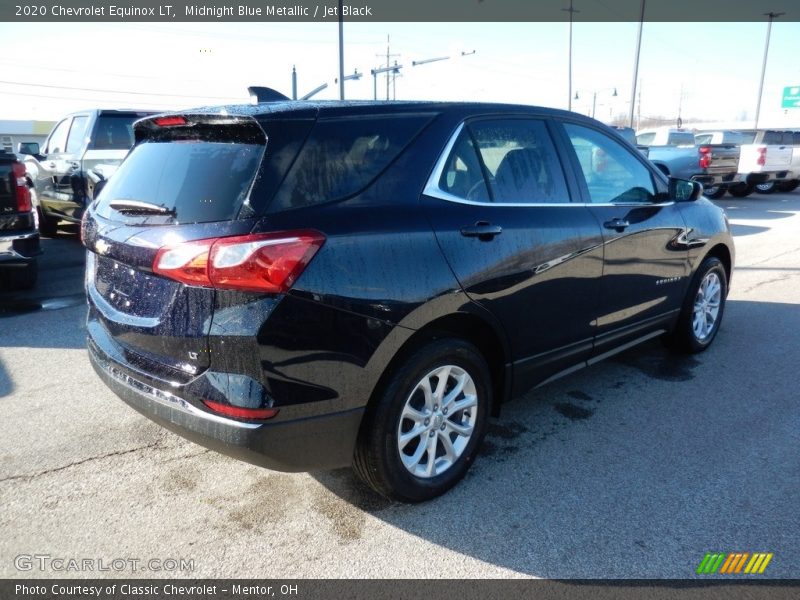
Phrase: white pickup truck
[{"left": 732, "top": 130, "right": 796, "bottom": 196}]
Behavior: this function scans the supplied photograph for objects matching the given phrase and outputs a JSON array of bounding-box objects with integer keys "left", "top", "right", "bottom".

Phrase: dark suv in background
[{"left": 83, "top": 101, "right": 734, "bottom": 501}]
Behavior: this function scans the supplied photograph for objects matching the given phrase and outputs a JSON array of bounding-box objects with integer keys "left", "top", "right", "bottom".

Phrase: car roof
[{"left": 160, "top": 100, "right": 593, "bottom": 122}]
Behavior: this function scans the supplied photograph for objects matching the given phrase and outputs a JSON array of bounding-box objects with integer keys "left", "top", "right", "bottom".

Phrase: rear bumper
[
  {"left": 0, "top": 230, "right": 41, "bottom": 264},
  {"left": 740, "top": 171, "right": 791, "bottom": 185},
  {"left": 88, "top": 336, "right": 364, "bottom": 472},
  {"left": 690, "top": 172, "right": 740, "bottom": 187}
]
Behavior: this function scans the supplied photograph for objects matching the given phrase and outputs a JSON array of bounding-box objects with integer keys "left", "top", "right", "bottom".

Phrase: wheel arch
[
  {"left": 703, "top": 243, "right": 733, "bottom": 289},
  {"left": 366, "top": 312, "right": 510, "bottom": 420}
]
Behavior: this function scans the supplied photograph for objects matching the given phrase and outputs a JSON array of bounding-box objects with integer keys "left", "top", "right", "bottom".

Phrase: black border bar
[{"left": 2, "top": 0, "right": 798, "bottom": 23}]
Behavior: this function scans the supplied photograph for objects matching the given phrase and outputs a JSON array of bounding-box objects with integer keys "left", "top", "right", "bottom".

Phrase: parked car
[
  {"left": 18, "top": 109, "right": 157, "bottom": 236},
  {"left": 0, "top": 151, "right": 40, "bottom": 289},
  {"left": 83, "top": 101, "right": 734, "bottom": 502},
  {"left": 749, "top": 131, "right": 800, "bottom": 194},
  {"left": 636, "top": 128, "right": 740, "bottom": 199},
  {"left": 729, "top": 129, "right": 794, "bottom": 197}
]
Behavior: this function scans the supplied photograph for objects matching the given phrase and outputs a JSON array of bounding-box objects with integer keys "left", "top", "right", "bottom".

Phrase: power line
[{"left": 0, "top": 79, "right": 241, "bottom": 101}]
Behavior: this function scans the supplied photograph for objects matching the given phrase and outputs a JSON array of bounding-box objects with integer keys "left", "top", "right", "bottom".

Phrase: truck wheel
[
  {"left": 37, "top": 208, "right": 59, "bottom": 237},
  {"left": 728, "top": 183, "right": 753, "bottom": 198},
  {"left": 0, "top": 260, "right": 38, "bottom": 291},
  {"left": 702, "top": 185, "right": 727, "bottom": 200},
  {"left": 353, "top": 338, "right": 490, "bottom": 502},
  {"left": 755, "top": 182, "right": 777, "bottom": 194},
  {"left": 778, "top": 180, "right": 799, "bottom": 193}
]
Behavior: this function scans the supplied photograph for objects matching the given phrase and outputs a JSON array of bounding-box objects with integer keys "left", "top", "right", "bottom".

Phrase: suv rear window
[
  {"left": 270, "top": 114, "right": 433, "bottom": 211},
  {"left": 94, "top": 141, "right": 263, "bottom": 224}
]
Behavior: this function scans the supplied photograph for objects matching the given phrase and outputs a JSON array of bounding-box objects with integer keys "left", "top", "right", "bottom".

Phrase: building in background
[{"left": 0, "top": 120, "right": 55, "bottom": 153}]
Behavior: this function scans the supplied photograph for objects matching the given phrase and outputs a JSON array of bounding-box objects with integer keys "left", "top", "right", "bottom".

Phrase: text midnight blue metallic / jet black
[{"left": 82, "top": 100, "right": 734, "bottom": 502}]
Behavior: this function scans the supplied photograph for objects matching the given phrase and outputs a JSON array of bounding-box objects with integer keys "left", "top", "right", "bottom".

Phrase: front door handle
[
  {"left": 603, "top": 218, "right": 630, "bottom": 232},
  {"left": 460, "top": 221, "right": 503, "bottom": 241}
]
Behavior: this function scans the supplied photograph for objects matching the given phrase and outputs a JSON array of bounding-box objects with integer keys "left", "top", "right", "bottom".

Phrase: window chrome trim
[{"left": 422, "top": 121, "right": 675, "bottom": 208}]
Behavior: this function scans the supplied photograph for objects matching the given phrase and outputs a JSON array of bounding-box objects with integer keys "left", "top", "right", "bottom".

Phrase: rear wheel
[
  {"left": 728, "top": 182, "right": 753, "bottom": 198},
  {"left": 778, "top": 180, "right": 799, "bottom": 193},
  {"left": 353, "top": 338, "right": 490, "bottom": 502},
  {"left": 755, "top": 181, "right": 777, "bottom": 194},
  {"left": 702, "top": 184, "right": 727, "bottom": 200},
  {"left": 664, "top": 256, "right": 727, "bottom": 354}
]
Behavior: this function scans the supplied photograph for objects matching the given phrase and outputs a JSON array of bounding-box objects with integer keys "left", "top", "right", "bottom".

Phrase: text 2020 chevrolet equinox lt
[{"left": 83, "top": 101, "right": 734, "bottom": 502}]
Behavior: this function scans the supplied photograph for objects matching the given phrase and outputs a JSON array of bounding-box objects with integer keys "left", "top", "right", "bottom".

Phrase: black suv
[{"left": 83, "top": 101, "right": 734, "bottom": 502}]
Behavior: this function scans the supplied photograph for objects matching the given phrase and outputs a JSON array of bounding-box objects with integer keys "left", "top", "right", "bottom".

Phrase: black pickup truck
[{"left": 0, "top": 151, "right": 40, "bottom": 289}]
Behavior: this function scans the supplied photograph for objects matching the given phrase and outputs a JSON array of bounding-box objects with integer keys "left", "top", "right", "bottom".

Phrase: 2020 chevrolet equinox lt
[{"left": 83, "top": 101, "right": 734, "bottom": 502}]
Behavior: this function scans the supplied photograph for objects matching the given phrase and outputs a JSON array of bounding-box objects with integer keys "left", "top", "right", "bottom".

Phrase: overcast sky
[{"left": 1, "top": 21, "right": 799, "bottom": 127}]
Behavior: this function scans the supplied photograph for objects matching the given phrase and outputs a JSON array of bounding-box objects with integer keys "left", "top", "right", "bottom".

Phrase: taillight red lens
[
  {"left": 757, "top": 147, "right": 767, "bottom": 166},
  {"left": 154, "top": 116, "right": 187, "bottom": 127},
  {"left": 152, "top": 230, "right": 325, "bottom": 293},
  {"left": 11, "top": 162, "right": 31, "bottom": 212},
  {"left": 698, "top": 146, "right": 712, "bottom": 169},
  {"left": 202, "top": 399, "right": 278, "bottom": 420}
]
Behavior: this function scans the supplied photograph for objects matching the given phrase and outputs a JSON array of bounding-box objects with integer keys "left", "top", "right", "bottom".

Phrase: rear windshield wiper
[{"left": 108, "top": 199, "right": 177, "bottom": 216}]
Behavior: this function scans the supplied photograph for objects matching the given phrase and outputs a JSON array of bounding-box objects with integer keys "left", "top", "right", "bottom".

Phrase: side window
[
  {"left": 469, "top": 119, "right": 569, "bottom": 203},
  {"left": 694, "top": 134, "right": 712, "bottom": 145},
  {"left": 66, "top": 116, "right": 89, "bottom": 154},
  {"left": 564, "top": 123, "right": 658, "bottom": 204},
  {"left": 636, "top": 132, "right": 656, "bottom": 145},
  {"left": 45, "top": 118, "right": 71, "bottom": 154},
  {"left": 437, "top": 127, "right": 489, "bottom": 202}
]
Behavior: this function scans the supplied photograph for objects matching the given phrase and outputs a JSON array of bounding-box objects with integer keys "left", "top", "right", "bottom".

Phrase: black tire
[
  {"left": 778, "top": 180, "right": 800, "bottom": 193},
  {"left": 727, "top": 182, "right": 753, "bottom": 198},
  {"left": 37, "top": 207, "right": 59, "bottom": 237},
  {"left": 353, "top": 338, "right": 491, "bottom": 502},
  {"left": 702, "top": 184, "right": 727, "bottom": 200},
  {"left": 0, "top": 260, "right": 38, "bottom": 290},
  {"left": 755, "top": 181, "right": 777, "bottom": 194},
  {"left": 664, "top": 256, "right": 727, "bottom": 354}
]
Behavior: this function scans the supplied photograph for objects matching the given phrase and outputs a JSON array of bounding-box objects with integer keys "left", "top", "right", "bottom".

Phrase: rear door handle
[
  {"left": 460, "top": 221, "right": 503, "bottom": 241},
  {"left": 603, "top": 218, "right": 630, "bottom": 232}
]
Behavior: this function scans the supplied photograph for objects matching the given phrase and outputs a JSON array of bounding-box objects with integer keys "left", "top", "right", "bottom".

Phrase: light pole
[
  {"left": 300, "top": 70, "right": 362, "bottom": 100},
  {"left": 629, "top": 0, "right": 645, "bottom": 128},
  {"left": 562, "top": 0, "right": 579, "bottom": 111},
  {"left": 338, "top": 0, "right": 345, "bottom": 100},
  {"left": 370, "top": 64, "right": 402, "bottom": 100},
  {"left": 575, "top": 87, "right": 618, "bottom": 119},
  {"left": 754, "top": 11, "right": 784, "bottom": 129}
]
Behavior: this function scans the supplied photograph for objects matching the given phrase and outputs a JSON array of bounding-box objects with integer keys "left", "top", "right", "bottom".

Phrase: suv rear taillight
[
  {"left": 757, "top": 147, "right": 767, "bottom": 166},
  {"left": 11, "top": 162, "right": 31, "bottom": 212},
  {"left": 698, "top": 146, "right": 712, "bottom": 169},
  {"left": 153, "top": 230, "right": 325, "bottom": 293}
]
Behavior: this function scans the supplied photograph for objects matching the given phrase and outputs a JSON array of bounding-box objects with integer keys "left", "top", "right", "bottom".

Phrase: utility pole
[
  {"left": 338, "top": 0, "right": 345, "bottom": 100},
  {"left": 291, "top": 65, "right": 297, "bottom": 100},
  {"left": 562, "top": 0, "right": 579, "bottom": 111},
  {"left": 629, "top": 0, "right": 645, "bottom": 128},
  {"left": 755, "top": 11, "right": 784, "bottom": 129},
  {"left": 374, "top": 35, "right": 400, "bottom": 100}
]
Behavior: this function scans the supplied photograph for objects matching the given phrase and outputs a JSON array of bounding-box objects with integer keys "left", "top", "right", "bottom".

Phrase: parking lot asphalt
[{"left": 0, "top": 194, "right": 798, "bottom": 579}]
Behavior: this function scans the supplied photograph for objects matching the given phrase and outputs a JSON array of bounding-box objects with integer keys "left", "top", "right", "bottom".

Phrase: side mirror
[
  {"left": 17, "top": 142, "right": 40, "bottom": 155},
  {"left": 670, "top": 177, "right": 702, "bottom": 202}
]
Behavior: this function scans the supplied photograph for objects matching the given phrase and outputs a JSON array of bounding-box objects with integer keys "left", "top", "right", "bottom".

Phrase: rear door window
[
  {"left": 94, "top": 141, "right": 264, "bottom": 224},
  {"left": 66, "top": 116, "right": 89, "bottom": 153},
  {"left": 270, "top": 114, "right": 433, "bottom": 210},
  {"left": 469, "top": 119, "right": 569, "bottom": 203}
]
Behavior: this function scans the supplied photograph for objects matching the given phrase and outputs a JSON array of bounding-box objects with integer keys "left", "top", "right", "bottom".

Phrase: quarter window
[{"left": 565, "top": 123, "right": 658, "bottom": 204}]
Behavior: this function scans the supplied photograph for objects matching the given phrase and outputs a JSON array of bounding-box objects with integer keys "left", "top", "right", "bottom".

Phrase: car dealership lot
[{"left": 1, "top": 194, "right": 798, "bottom": 579}]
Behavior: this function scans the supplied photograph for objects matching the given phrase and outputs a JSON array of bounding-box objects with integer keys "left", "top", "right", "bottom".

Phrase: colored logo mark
[{"left": 696, "top": 552, "right": 773, "bottom": 574}]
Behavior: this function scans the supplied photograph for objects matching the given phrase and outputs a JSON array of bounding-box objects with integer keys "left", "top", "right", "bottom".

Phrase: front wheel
[
  {"left": 778, "top": 180, "right": 799, "bottom": 193},
  {"left": 702, "top": 184, "right": 727, "bottom": 200},
  {"left": 664, "top": 256, "right": 727, "bottom": 354},
  {"left": 728, "top": 182, "right": 753, "bottom": 198},
  {"left": 353, "top": 338, "right": 490, "bottom": 502}
]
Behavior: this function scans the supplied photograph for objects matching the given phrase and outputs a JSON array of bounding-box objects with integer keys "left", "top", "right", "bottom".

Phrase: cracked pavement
[{"left": 1, "top": 193, "right": 799, "bottom": 579}]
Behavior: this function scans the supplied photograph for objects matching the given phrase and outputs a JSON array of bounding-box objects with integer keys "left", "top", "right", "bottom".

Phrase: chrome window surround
[{"left": 422, "top": 122, "right": 675, "bottom": 209}]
